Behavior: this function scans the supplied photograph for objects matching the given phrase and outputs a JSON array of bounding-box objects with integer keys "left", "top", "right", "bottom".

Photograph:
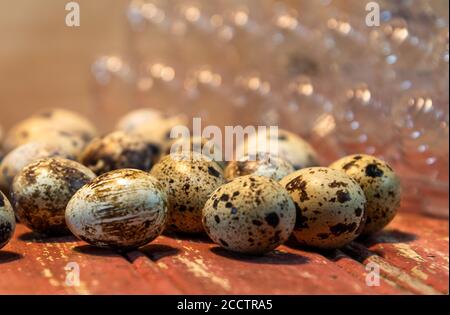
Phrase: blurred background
[
  {"left": 0, "top": 0, "right": 448, "bottom": 216},
  {"left": 0, "top": 0, "right": 129, "bottom": 126}
]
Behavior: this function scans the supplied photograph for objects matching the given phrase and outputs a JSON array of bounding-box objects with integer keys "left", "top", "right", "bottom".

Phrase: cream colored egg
[
  {"left": 165, "top": 136, "right": 225, "bottom": 169},
  {"left": 280, "top": 167, "right": 367, "bottom": 249},
  {"left": 66, "top": 169, "right": 168, "bottom": 249},
  {"left": 3, "top": 108, "right": 96, "bottom": 152},
  {"left": 131, "top": 114, "right": 189, "bottom": 148},
  {"left": 116, "top": 108, "right": 164, "bottom": 132},
  {"left": 237, "top": 129, "right": 319, "bottom": 170},
  {"left": 11, "top": 157, "right": 96, "bottom": 235},
  {"left": 79, "top": 131, "right": 156, "bottom": 175},
  {"left": 151, "top": 152, "right": 225, "bottom": 233},
  {"left": 0, "top": 142, "right": 75, "bottom": 193},
  {"left": 225, "top": 153, "right": 294, "bottom": 181},
  {"left": 329, "top": 154, "right": 401, "bottom": 235},
  {"left": 0, "top": 191, "right": 15, "bottom": 249},
  {"left": 203, "top": 175, "right": 296, "bottom": 255}
]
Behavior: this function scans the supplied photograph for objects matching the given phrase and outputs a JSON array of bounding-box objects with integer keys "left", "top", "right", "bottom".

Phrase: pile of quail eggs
[{"left": 0, "top": 108, "right": 401, "bottom": 255}]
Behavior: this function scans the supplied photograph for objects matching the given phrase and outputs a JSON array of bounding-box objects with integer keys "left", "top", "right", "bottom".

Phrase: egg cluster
[{"left": 0, "top": 109, "right": 401, "bottom": 255}]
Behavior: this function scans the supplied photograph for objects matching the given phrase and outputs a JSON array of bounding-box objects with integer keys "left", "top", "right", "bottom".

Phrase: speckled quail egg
[
  {"left": 36, "top": 108, "right": 96, "bottom": 137},
  {"left": 0, "top": 142, "right": 75, "bottom": 193},
  {"left": 329, "top": 154, "right": 401, "bottom": 235},
  {"left": 131, "top": 114, "right": 188, "bottom": 148},
  {"left": 8, "top": 129, "right": 89, "bottom": 159},
  {"left": 280, "top": 167, "right": 367, "bottom": 249},
  {"left": 116, "top": 108, "right": 164, "bottom": 133},
  {"left": 11, "top": 157, "right": 96, "bottom": 235},
  {"left": 165, "top": 136, "right": 225, "bottom": 169},
  {"left": 4, "top": 121, "right": 91, "bottom": 155},
  {"left": 150, "top": 152, "right": 226, "bottom": 233},
  {"left": 203, "top": 175, "right": 296, "bottom": 255},
  {"left": 79, "top": 131, "right": 156, "bottom": 175},
  {"left": 225, "top": 152, "right": 294, "bottom": 181},
  {"left": 237, "top": 129, "right": 319, "bottom": 170},
  {"left": 0, "top": 191, "right": 15, "bottom": 250},
  {"left": 66, "top": 169, "right": 168, "bottom": 249},
  {"left": 3, "top": 109, "right": 96, "bottom": 152}
]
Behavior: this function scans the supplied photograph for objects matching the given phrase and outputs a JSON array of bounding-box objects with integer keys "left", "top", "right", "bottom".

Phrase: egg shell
[
  {"left": 150, "top": 152, "right": 226, "bottom": 233},
  {"left": 165, "top": 136, "right": 225, "bottom": 169},
  {"left": 0, "top": 191, "right": 15, "bottom": 249},
  {"left": 11, "top": 157, "right": 96, "bottom": 235},
  {"left": 131, "top": 114, "right": 188, "bottom": 148},
  {"left": 203, "top": 175, "right": 296, "bottom": 255},
  {"left": 225, "top": 152, "right": 294, "bottom": 181},
  {"left": 66, "top": 169, "right": 168, "bottom": 249},
  {"left": 237, "top": 129, "right": 319, "bottom": 170},
  {"left": 79, "top": 131, "right": 156, "bottom": 175},
  {"left": 0, "top": 142, "right": 75, "bottom": 193},
  {"left": 4, "top": 123, "right": 89, "bottom": 157},
  {"left": 280, "top": 167, "right": 367, "bottom": 249},
  {"left": 116, "top": 109, "right": 164, "bottom": 132},
  {"left": 329, "top": 154, "right": 401, "bottom": 235},
  {"left": 3, "top": 109, "right": 96, "bottom": 152}
]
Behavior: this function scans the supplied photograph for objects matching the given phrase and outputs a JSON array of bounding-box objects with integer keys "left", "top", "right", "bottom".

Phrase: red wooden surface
[{"left": 0, "top": 210, "right": 447, "bottom": 295}]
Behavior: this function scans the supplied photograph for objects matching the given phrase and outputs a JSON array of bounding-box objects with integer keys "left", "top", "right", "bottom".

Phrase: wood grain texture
[
  {"left": 1, "top": 225, "right": 161, "bottom": 294},
  {"left": 0, "top": 212, "right": 447, "bottom": 295},
  {"left": 0, "top": 3, "right": 448, "bottom": 294}
]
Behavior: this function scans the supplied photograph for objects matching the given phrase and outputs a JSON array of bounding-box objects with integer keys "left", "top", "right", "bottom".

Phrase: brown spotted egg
[
  {"left": 165, "top": 136, "right": 225, "bottom": 169},
  {"left": 280, "top": 167, "right": 367, "bottom": 249},
  {"left": 116, "top": 108, "right": 164, "bottom": 133},
  {"left": 237, "top": 129, "right": 319, "bottom": 170},
  {"left": 0, "top": 191, "right": 15, "bottom": 250},
  {"left": 131, "top": 114, "right": 188, "bottom": 148},
  {"left": 0, "top": 142, "right": 75, "bottom": 193},
  {"left": 203, "top": 175, "right": 296, "bottom": 255},
  {"left": 66, "top": 169, "right": 168, "bottom": 249},
  {"left": 79, "top": 131, "right": 156, "bottom": 175},
  {"left": 4, "top": 125, "right": 89, "bottom": 157},
  {"left": 11, "top": 157, "right": 96, "bottom": 235},
  {"left": 150, "top": 152, "right": 226, "bottom": 233},
  {"left": 34, "top": 108, "right": 97, "bottom": 139},
  {"left": 329, "top": 154, "right": 401, "bottom": 235},
  {"left": 3, "top": 109, "right": 96, "bottom": 152},
  {"left": 225, "top": 152, "right": 294, "bottom": 181}
]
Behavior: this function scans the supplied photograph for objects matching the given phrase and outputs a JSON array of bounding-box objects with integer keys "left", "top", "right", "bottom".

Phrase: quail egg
[
  {"left": 165, "top": 136, "right": 225, "bottom": 168},
  {"left": 4, "top": 121, "right": 90, "bottom": 155},
  {"left": 116, "top": 108, "right": 164, "bottom": 132},
  {"left": 237, "top": 129, "right": 319, "bottom": 170},
  {"left": 150, "top": 152, "right": 226, "bottom": 233},
  {"left": 0, "top": 191, "right": 15, "bottom": 250},
  {"left": 280, "top": 167, "right": 367, "bottom": 249},
  {"left": 329, "top": 154, "right": 401, "bottom": 235},
  {"left": 66, "top": 169, "right": 168, "bottom": 249},
  {"left": 79, "top": 131, "right": 156, "bottom": 175},
  {"left": 11, "top": 157, "right": 96, "bottom": 235},
  {"left": 35, "top": 108, "right": 97, "bottom": 138},
  {"left": 3, "top": 109, "right": 96, "bottom": 152},
  {"left": 131, "top": 114, "right": 188, "bottom": 148},
  {"left": 0, "top": 142, "right": 74, "bottom": 193},
  {"left": 225, "top": 152, "right": 294, "bottom": 181},
  {"left": 203, "top": 175, "right": 296, "bottom": 255}
]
